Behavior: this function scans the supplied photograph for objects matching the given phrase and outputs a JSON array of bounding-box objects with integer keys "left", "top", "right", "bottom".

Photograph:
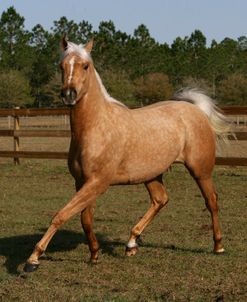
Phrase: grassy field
[{"left": 0, "top": 160, "right": 247, "bottom": 301}]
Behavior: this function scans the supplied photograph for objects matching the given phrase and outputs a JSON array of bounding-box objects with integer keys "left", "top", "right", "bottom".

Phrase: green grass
[{"left": 0, "top": 160, "right": 247, "bottom": 301}]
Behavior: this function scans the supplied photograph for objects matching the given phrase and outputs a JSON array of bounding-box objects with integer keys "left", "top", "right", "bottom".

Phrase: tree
[
  {"left": 78, "top": 20, "right": 93, "bottom": 44},
  {"left": 206, "top": 38, "right": 241, "bottom": 97},
  {"left": 187, "top": 30, "right": 208, "bottom": 79},
  {"left": 133, "top": 24, "right": 155, "bottom": 47},
  {"left": 170, "top": 30, "right": 208, "bottom": 85},
  {"left": 29, "top": 24, "right": 60, "bottom": 106},
  {"left": 238, "top": 36, "right": 247, "bottom": 50},
  {"left": 123, "top": 24, "right": 159, "bottom": 79},
  {"left": 170, "top": 36, "right": 190, "bottom": 84},
  {"left": 29, "top": 55, "right": 55, "bottom": 107},
  {"left": 237, "top": 36, "right": 247, "bottom": 78},
  {"left": 42, "top": 72, "right": 63, "bottom": 107},
  {"left": 100, "top": 68, "right": 136, "bottom": 106},
  {"left": 1, "top": 6, "right": 247, "bottom": 108},
  {"left": 217, "top": 74, "right": 247, "bottom": 105},
  {"left": 30, "top": 24, "right": 50, "bottom": 50},
  {"left": 52, "top": 17, "right": 78, "bottom": 41},
  {"left": 134, "top": 73, "right": 173, "bottom": 105},
  {"left": 0, "top": 70, "right": 33, "bottom": 107},
  {"left": 94, "top": 20, "right": 121, "bottom": 70},
  {"left": 52, "top": 17, "right": 93, "bottom": 45},
  {"left": 0, "top": 6, "right": 33, "bottom": 72}
]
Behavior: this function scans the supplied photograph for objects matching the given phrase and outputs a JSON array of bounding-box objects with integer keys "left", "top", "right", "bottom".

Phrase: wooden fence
[{"left": 0, "top": 106, "right": 247, "bottom": 166}]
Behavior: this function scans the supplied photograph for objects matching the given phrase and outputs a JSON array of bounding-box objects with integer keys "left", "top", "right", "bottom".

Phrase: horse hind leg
[
  {"left": 196, "top": 177, "right": 224, "bottom": 253},
  {"left": 126, "top": 175, "right": 169, "bottom": 256},
  {"left": 186, "top": 160, "right": 225, "bottom": 253}
]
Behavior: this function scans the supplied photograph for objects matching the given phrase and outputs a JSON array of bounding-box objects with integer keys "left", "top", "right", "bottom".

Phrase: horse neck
[{"left": 69, "top": 68, "right": 108, "bottom": 138}]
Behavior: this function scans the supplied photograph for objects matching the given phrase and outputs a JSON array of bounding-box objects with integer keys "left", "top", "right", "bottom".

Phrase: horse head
[{"left": 60, "top": 36, "right": 94, "bottom": 106}]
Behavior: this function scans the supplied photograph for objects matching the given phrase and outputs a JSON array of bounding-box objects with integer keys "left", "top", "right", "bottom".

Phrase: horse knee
[{"left": 51, "top": 212, "right": 65, "bottom": 228}]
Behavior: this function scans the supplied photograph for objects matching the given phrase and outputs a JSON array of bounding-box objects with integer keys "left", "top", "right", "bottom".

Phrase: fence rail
[
  {"left": 0, "top": 106, "right": 246, "bottom": 166},
  {"left": 0, "top": 129, "right": 70, "bottom": 137},
  {"left": 0, "top": 107, "right": 69, "bottom": 117}
]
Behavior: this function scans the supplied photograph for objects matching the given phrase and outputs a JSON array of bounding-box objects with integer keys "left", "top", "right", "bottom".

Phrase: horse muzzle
[{"left": 61, "top": 88, "right": 77, "bottom": 106}]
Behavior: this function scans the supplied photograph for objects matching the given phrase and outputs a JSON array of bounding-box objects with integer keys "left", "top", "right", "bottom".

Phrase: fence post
[{"left": 13, "top": 108, "right": 20, "bottom": 165}]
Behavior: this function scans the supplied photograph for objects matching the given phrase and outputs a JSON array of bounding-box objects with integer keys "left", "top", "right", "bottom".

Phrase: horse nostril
[
  {"left": 61, "top": 88, "right": 77, "bottom": 105},
  {"left": 70, "top": 88, "right": 77, "bottom": 100},
  {"left": 60, "top": 90, "right": 66, "bottom": 98}
]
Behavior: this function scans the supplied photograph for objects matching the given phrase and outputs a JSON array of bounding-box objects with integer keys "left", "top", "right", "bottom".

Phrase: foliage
[
  {"left": 43, "top": 72, "right": 67, "bottom": 107},
  {"left": 179, "top": 76, "right": 212, "bottom": 95},
  {"left": 0, "top": 6, "right": 247, "bottom": 107},
  {"left": 0, "top": 70, "right": 33, "bottom": 107},
  {"left": 0, "top": 6, "right": 33, "bottom": 73},
  {"left": 134, "top": 73, "right": 173, "bottom": 105},
  {"left": 100, "top": 68, "right": 136, "bottom": 106},
  {"left": 217, "top": 74, "right": 247, "bottom": 104}
]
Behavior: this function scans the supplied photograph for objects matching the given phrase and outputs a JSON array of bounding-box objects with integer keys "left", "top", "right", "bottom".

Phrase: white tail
[{"left": 173, "top": 88, "right": 233, "bottom": 142}]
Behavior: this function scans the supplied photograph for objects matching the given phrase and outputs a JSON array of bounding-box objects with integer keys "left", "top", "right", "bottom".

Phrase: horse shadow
[
  {"left": 0, "top": 229, "right": 125, "bottom": 275},
  {"left": 0, "top": 229, "right": 211, "bottom": 275}
]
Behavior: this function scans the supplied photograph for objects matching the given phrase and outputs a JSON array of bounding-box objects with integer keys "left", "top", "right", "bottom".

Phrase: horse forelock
[{"left": 61, "top": 42, "right": 92, "bottom": 61}]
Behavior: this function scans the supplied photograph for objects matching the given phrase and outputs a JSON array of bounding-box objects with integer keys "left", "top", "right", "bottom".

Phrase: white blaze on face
[{"left": 68, "top": 57, "right": 75, "bottom": 84}]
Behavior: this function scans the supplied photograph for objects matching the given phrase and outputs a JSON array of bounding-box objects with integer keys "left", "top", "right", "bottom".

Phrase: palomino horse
[{"left": 24, "top": 38, "right": 230, "bottom": 272}]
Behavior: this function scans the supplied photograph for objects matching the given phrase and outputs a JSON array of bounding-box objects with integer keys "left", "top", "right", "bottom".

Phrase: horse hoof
[
  {"left": 214, "top": 247, "right": 225, "bottom": 254},
  {"left": 125, "top": 246, "right": 138, "bottom": 257},
  {"left": 23, "top": 262, "right": 39, "bottom": 272},
  {"left": 90, "top": 258, "right": 98, "bottom": 265}
]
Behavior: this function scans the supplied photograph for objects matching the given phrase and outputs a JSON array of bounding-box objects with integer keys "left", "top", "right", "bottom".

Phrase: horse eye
[{"left": 83, "top": 64, "right": 89, "bottom": 70}]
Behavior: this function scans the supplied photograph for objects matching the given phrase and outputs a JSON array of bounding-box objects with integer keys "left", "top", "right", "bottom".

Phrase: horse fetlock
[
  {"left": 88, "top": 247, "right": 99, "bottom": 264},
  {"left": 125, "top": 239, "right": 139, "bottom": 256},
  {"left": 90, "top": 253, "right": 99, "bottom": 264},
  {"left": 214, "top": 242, "right": 225, "bottom": 254},
  {"left": 90, "top": 244, "right": 99, "bottom": 255}
]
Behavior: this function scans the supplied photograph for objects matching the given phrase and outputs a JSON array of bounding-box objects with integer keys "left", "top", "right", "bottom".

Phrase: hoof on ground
[
  {"left": 90, "top": 258, "right": 98, "bottom": 265},
  {"left": 125, "top": 246, "right": 138, "bottom": 257},
  {"left": 23, "top": 262, "right": 39, "bottom": 273},
  {"left": 214, "top": 247, "right": 225, "bottom": 254}
]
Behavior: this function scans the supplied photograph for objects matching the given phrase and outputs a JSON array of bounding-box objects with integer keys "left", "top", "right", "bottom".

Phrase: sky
[{"left": 0, "top": 0, "right": 246, "bottom": 46}]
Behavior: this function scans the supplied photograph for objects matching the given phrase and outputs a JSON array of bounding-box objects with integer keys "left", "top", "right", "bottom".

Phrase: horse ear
[
  {"left": 85, "top": 39, "right": 94, "bottom": 53},
  {"left": 61, "top": 34, "right": 68, "bottom": 51}
]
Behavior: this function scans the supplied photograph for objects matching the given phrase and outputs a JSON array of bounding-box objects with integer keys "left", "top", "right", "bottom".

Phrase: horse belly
[{"left": 115, "top": 134, "right": 183, "bottom": 184}]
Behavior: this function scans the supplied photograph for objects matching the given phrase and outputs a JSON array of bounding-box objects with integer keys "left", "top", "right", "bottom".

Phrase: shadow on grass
[
  {"left": 0, "top": 229, "right": 211, "bottom": 275},
  {"left": 0, "top": 229, "right": 127, "bottom": 275},
  {"left": 144, "top": 242, "right": 210, "bottom": 255}
]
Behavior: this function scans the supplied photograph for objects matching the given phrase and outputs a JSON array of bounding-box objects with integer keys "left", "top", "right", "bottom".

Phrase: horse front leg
[
  {"left": 24, "top": 178, "right": 109, "bottom": 272},
  {"left": 126, "top": 175, "right": 169, "bottom": 256},
  {"left": 75, "top": 179, "right": 100, "bottom": 264},
  {"left": 81, "top": 201, "right": 99, "bottom": 263}
]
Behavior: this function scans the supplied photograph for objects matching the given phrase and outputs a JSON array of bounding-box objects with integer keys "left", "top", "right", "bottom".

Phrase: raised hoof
[
  {"left": 125, "top": 246, "right": 138, "bottom": 257},
  {"left": 23, "top": 262, "right": 39, "bottom": 273}
]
